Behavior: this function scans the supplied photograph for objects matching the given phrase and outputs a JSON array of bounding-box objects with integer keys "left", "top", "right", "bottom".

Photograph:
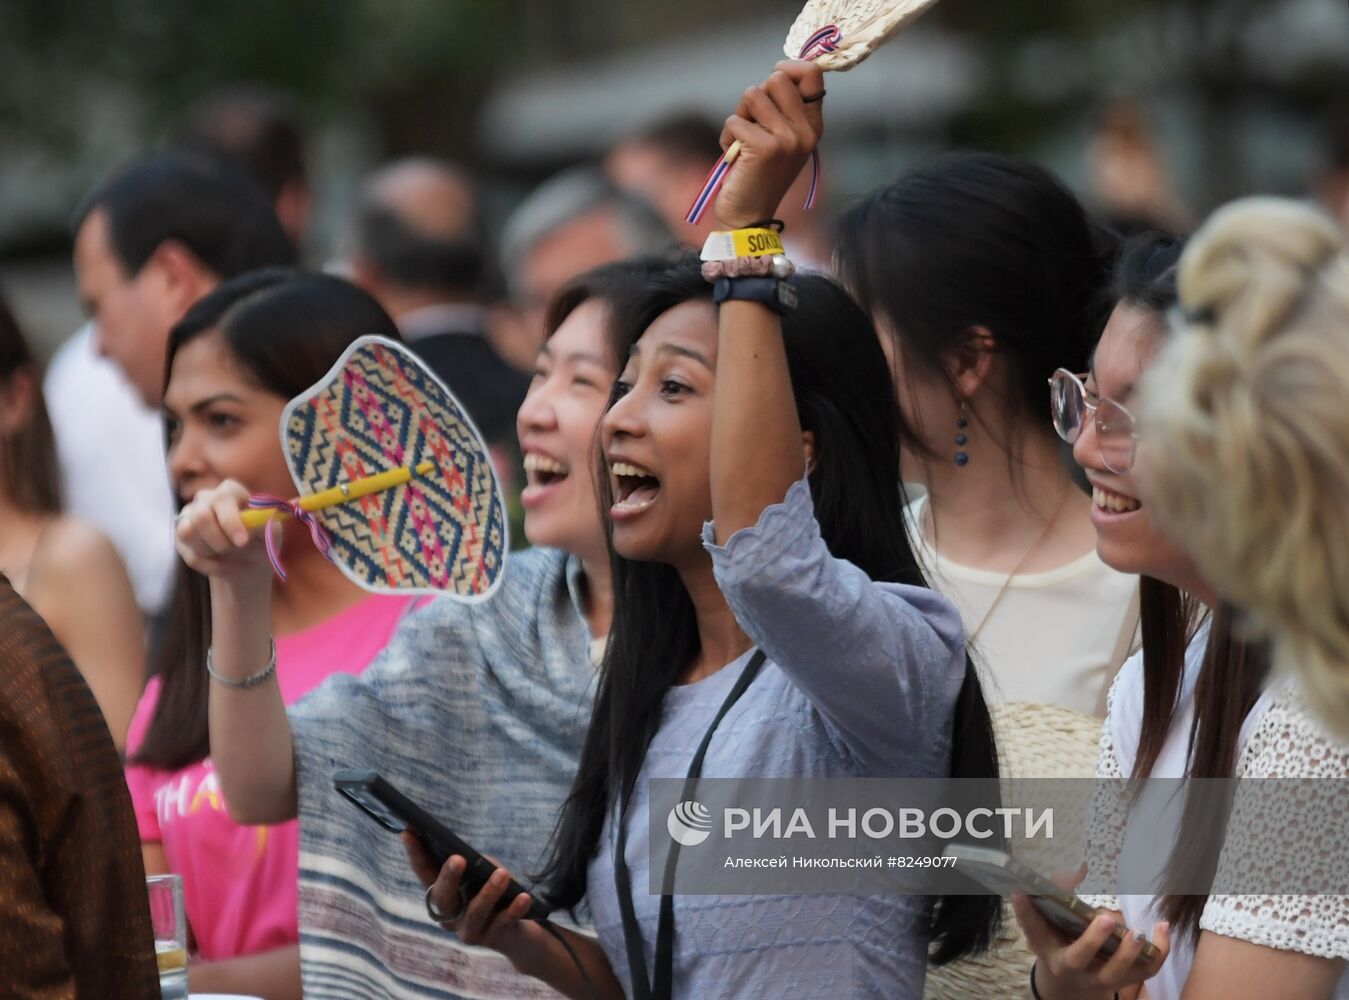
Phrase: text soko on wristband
[{"left": 701, "top": 228, "right": 785, "bottom": 261}]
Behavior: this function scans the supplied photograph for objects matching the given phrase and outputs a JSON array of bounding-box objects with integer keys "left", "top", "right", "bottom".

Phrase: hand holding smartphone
[
  {"left": 942, "top": 844, "right": 1159, "bottom": 963},
  {"left": 333, "top": 768, "right": 551, "bottom": 922}
]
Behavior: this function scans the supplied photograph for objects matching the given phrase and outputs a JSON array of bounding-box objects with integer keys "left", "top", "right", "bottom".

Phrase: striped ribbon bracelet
[
  {"left": 246, "top": 493, "right": 334, "bottom": 582},
  {"left": 685, "top": 24, "right": 840, "bottom": 225}
]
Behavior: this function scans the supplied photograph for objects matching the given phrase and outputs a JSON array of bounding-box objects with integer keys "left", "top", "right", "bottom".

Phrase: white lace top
[{"left": 1081, "top": 625, "right": 1349, "bottom": 1000}]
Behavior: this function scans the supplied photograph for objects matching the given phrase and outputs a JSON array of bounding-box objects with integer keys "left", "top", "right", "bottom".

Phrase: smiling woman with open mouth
[
  {"left": 173, "top": 258, "right": 692, "bottom": 999},
  {"left": 608, "top": 460, "right": 661, "bottom": 516},
  {"left": 1018, "top": 214, "right": 1349, "bottom": 1000},
  {"left": 416, "top": 61, "right": 1002, "bottom": 1000}
]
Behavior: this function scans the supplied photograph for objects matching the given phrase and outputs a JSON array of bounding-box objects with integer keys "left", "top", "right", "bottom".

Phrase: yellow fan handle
[{"left": 239, "top": 460, "right": 437, "bottom": 529}]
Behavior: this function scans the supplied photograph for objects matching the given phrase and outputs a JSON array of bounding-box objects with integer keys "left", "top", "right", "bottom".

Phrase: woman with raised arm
[{"left": 409, "top": 60, "right": 999, "bottom": 999}]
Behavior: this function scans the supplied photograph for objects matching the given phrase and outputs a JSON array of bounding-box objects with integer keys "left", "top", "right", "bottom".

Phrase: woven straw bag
[{"left": 923, "top": 703, "right": 1104, "bottom": 1000}]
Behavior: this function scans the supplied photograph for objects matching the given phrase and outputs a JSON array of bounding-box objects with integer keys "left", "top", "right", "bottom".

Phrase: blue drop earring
[{"left": 954, "top": 401, "right": 969, "bottom": 466}]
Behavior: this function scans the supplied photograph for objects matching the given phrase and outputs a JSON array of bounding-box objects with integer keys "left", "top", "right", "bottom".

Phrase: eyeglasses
[{"left": 1048, "top": 368, "right": 1139, "bottom": 475}]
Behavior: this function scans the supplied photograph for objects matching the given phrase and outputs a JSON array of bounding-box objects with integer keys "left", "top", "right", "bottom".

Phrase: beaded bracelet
[
  {"left": 700, "top": 254, "right": 796, "bottom": 282},
  {"left": 206, "top": 638, "right": 278, "bottom": 688}
]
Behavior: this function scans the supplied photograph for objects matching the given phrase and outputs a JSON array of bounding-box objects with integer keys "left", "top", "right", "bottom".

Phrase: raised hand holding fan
[{"left": 686, "top": 0, "right": 943, "bottom": 224}]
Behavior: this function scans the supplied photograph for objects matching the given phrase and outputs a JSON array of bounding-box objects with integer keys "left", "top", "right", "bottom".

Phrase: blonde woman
[{"left": 1139, "top": 197, "right": 1349, "bottom": 740}]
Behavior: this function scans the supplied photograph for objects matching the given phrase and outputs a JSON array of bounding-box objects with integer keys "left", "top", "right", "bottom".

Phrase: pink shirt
[{"left": 125, "top": 593, "right": 418, "bottom": 961}]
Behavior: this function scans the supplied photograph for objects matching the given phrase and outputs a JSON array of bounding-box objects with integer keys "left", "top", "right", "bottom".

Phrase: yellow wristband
[{"left": 700, "top": 227, "right": 785, "bottom": 261}]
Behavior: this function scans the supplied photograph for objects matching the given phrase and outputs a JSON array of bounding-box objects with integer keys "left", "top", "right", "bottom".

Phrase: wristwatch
[{"left": 712, "top": 276, "right": 798, "bottom": 315}]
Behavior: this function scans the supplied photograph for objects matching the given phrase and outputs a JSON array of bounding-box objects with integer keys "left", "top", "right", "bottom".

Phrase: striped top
[
  {"left": 290, "top": 546, "right": 596, "bottom": 999},
  {"left": 0, "top": 574, "right": 158, "bottom": 997}
]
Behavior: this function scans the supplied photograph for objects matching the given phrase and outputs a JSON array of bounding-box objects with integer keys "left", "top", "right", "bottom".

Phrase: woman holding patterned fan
[
  {"left": 125, "top": 270, "right": 419, "bottom": 999},
  {"left": 176, "top": 259, "right": 669, "bottom": 999}
]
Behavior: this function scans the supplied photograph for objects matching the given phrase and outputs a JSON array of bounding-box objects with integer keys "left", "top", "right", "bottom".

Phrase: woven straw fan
[
  {"left": 687, "top": 0, "right": 942, "bottom": 222},
  {"left": 239, "top": 335, "right": 508, "bottom": 600},
  {"left": 784, "top": 0, "right": 941, "bottom": 71}
]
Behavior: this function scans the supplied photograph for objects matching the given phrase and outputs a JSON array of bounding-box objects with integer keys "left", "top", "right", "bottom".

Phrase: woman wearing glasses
[
  {"left": 1018, "top": 225, "right": 1349, "bottom": 999},
  {"left": 834, "top": 157, "right": 1138, "bottom": 718},
  {"left": 1045, "top": 238, "right": 1196, "bottom": 592}
]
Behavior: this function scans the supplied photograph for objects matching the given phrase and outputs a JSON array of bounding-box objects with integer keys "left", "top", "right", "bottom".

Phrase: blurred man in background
[
  {"left": 71, "top": 153, "right": 297, "bottom": 408},
  {"left": 47, "top": 152, "right": 295, "bottom": 621},
  {"left": 349, "top": 157, "right": 528, "bottom": 453},
  {"left": 178, "top": 83, "right": 313, "bottom": 249},
  {"left": 1085, "top": 99, "right": 1190, "bottom": 236},
  {"left": 605, "top": 112, "right": 721, "bottom": 248},
  {"left": 493, "top": 167, "right": 671, "bottom": 371},
  {"left": 606, "top": 111, "right": 833, "bottom": 268}
]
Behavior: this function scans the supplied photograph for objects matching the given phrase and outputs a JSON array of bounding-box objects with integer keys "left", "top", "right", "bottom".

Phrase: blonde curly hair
[{"left": 1138, "top": 196, "right": 1349, "bottom": 737}]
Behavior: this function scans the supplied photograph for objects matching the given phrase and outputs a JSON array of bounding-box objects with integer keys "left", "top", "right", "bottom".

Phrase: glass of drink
[{"left": 147, "top": 873, "right": 188, "bottom": 999}]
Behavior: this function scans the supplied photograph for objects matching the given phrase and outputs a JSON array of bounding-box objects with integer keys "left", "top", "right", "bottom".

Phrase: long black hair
[
  {"left": 539, "top": 256, "right": 1001, "bottom": 963},
  {"left": 0, "top": 294, "right": 61, "bottom": 515},
  {"left": 132, "top": 269, "right": 401, "bottom": 771},
  {"left": 1104, "top": 235, "right": 1270, "bottom": 941},
  {"left": 835, "top": 151, "right": 1112, "bottom": 474}
]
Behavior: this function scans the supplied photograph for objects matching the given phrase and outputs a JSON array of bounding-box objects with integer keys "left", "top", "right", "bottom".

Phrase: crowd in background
[{"left": 2, "top": 58, "right": 1349, "bottom": 1000}]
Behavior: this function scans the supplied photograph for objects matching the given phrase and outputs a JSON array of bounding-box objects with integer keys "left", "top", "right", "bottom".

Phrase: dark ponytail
[{"left": 835, "top": 151, "right": 1112, "bottom": 471}]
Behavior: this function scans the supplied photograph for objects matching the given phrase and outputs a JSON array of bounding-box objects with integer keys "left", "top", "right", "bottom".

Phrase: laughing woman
[
  {"left": 177, "top": 259, "right": 666, "bottom": 998},
  {"left": 1013, "top": 220, "right": 1349, "bottom": 1000},
  {"left": 412, "top": 60, "right": 999, "bottom": 1000}
]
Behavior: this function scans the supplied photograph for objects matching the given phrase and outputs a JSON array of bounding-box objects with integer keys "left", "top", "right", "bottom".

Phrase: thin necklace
[{"left": 925, "top": 487, "right": 1071, "bottom": 645}]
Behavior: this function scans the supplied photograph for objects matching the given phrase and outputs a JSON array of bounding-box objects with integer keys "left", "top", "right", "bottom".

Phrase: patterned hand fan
[
  {"left": 686, "top": 0, "right": 942, "bottom": 223},
  {"left": 240, "top": 336, "right": 507, "bottom": 600}
]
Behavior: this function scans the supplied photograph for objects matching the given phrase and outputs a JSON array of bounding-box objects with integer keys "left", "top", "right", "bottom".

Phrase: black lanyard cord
[{"left": 612, "top": 649, "right": 768, "bottom": 1000}]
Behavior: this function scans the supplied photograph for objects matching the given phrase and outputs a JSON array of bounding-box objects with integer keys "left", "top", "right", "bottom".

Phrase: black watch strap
[{"left": 712, "top": 276, "right": 797, "bottom": 315}]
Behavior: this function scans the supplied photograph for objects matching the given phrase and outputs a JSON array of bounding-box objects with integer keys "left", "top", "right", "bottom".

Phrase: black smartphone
[
  {"left": 942, "top": 844, "right": 1158, "bottom": 962},
  {"left": 333, "top": 768, "right": 551, "bottom": 921}
]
